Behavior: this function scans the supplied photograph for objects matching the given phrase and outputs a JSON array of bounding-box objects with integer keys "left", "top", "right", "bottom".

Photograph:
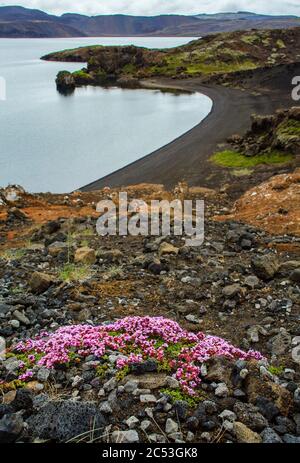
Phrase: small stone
[
  {"left": 268, "top": 328, "right": 291, "bottom": 355},
  {"left": 223, "top": 420, "right": 234, "bottom": 432},
  {"left": 111, "top": 430, "right": 139, "bottom": 443},
  {"left": 215, "top": 383, "right": 229, "bottom": 398},
  {"left": 74, "top": 247, "right": 96, "bottom": 265},
  {"left": 99, "top": 402, "right": 113, "bottom": 414},
  {"left": 244, "top": 275, "right": 260, "bottom": 289},
  {"left": 29, "top": 272, "right": 54, "bottom": 294},
  {"left": 103, "top": 377, "right": 117, "bottom": 392},
  {"left": 261, "top": 427, "right": 282, "bottom": 443},
  {"left": 158, "top": 242, "right": 179, "bottom": 257},
  {"left": 185, "top": 314, "right": 201, "bottom": 324},
  {"left": 219, "top": 410, "right": 237, "bottom": 422},
  {"left": 222, "top": 284, "right": 241, "bottom": 298},
  {"left": 13, "top": 310, "right": 30, "bottom": 326},
  {"left": 234, "top": 422, "right": 262, "bottom": 443},
  {"left": 140, "top": 420, "right": 151, "bottom": 432},
  {"left": 292, "top": 346, "right": 300, "bottom": 365},
  {"left": 247, "top": 326, "right": 259, "bottom": 343},
  {"left": 165, "top": 418, "right": 179, "bottom": 434},
  {"left": 9, "top": 320, "right": 20, "bottom": 329},
  {"left": 125, "top": 416, "right": 139, "bottom": 429},
  {"left": 124, "top": 380, "right": 138, "bottom": 393},
  {"left": 240, "top": 369, "right": 249, "bottom": 379},
  {"left": 290, "top": 269, "right": 300, "bottom": 283},
  {"left": 165, "top": 376, "right": 180, "bottom": 389},
  {"left": 282, "top": 434, "right": 300, "bottom": 444},
  {"left": 36, "top": 368, "right": 51, "bottom": 383},
  {"left": 251, "top": 255, "right": 279, "bottom": 281},
  {"left": 140, "top": 394, "right": 157, "bottom": 404}
]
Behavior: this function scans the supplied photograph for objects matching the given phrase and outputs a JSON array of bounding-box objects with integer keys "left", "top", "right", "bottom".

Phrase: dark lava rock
[
  {"left": 174, "top": 400, "right": 189, "bottom": 420},
  {"left": 256, "top": 397, "right": 280, "bottom": 421},
  {"left": 261, "top": 427, "right": 283, "bottom": 443},
  {"left": 26, "top": 400, "right": 106, "bottom": 442},
  {"left": 11, "top": 388, "right": 33, "bottom": 413},
  {"left": 0, "top": 413, "right": 24, "bottom": 443},
  {"left": 131, "top": 359, "right": 157, "bottom": 374}
]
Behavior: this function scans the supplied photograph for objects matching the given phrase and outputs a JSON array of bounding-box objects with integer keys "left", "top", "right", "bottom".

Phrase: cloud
[{"left": 1, "top": 0, "right": 300, "bottom": 17}]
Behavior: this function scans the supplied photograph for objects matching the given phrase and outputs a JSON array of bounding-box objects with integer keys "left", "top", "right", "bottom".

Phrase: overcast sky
[{"left": 1, "top": 1, "right": 299, "bottom": 17}]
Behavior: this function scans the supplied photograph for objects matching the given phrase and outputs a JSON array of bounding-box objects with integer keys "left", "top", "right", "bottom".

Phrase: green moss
[
  {"left": 241, "top": 33, "right": 261, "bottom": 45},
  {"left": 276, "top": 39, "right": 286, "bottom": 49},
  {"left": 277, "top": 118, "right": 300, "bottom": 139},
  {"left": 161, "top": 388, "right": 207, "bottom": 408},
  {"left": 232, "top": 168, "right": 254, "bottom": 177},
  {"left": 115, "top": 365, "right": 130, "bottom": 382},
  {"left": 0, "top": 248, "right": 27, "bottom": 261},
  {"left": 211, "top": 150, "right": 293, "bottom": 168},
  {"left": 96, "top": 363, "right": 110, "bottom": 379},
  {"left": 122, "top": 63, "right": 137, "bottom": 74},
  {"left": 72, "top": 69, "right": 93, "bottom": 84},
  {"left": 268, "top": 365, "right": 285, "bottom": 376},
  {"left": 0, "top": 380, "right": 27, "bottom": 393}
]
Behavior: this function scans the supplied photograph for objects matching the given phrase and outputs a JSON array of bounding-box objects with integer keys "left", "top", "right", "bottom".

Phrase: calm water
[{"left": 0, "top": 37, "right": 212, "bottom": 193}]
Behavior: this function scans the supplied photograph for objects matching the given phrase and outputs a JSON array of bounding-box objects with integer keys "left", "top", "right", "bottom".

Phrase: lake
[{"left": 0, "top": 37, "right": 212, "bottom": 193}]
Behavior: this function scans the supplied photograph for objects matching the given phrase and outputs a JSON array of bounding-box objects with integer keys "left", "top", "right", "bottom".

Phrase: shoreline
[{"left": 80, "top": 77, "right": 292, "bottom": 193}]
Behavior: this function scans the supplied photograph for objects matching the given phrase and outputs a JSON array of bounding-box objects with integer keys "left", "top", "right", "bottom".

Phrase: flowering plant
[{"left": 13, "top": 316, "right": 263, "bottom": 395}]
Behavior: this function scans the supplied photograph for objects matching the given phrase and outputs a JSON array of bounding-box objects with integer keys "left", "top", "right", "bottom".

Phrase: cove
[{"left": 0, "top": 37, "right": 212, "bottom": 193}]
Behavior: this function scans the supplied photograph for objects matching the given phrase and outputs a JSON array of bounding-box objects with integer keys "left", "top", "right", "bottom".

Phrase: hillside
[
  {"left": 42, "top": 28, "right": 300, "bottom": 87},
  {"left": 0, "top": 6, "right": 299, "bottom": 38}
]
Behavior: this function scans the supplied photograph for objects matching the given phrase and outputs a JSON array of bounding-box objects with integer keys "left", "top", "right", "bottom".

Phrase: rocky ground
[{"left": 0, "top": 175, "right": 299, "bottom": 444}]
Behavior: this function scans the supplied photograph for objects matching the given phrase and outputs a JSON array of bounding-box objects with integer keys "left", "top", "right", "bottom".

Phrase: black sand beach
[{"left": 80, "top": 65, "right": 299, "bottom": 193}]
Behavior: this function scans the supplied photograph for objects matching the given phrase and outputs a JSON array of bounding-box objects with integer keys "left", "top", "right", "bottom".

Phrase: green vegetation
[
  {"left": 72, "top": 69, "right": 94, "bottom": 83},
  {"left": 0, "top": 248, "right": 27, "bottom": 261},
  {"left": 161, "top": 388, "right": 207, "bottom": 408},
  {"left": 211, "top": 150, "right": 293, "bottom": 168},
  {"left": 276, "top": 39, "right": 286, "bottom": 49},
  {"left": 277, "top": 118, "right": 300, "bottom": 140},
  {"left": 268, "top": 365, "right": 285, "bottom": 376},
  {"left": 0, "top": 380, "right": 26, "bottom": 393},
  {"left": 58, "top": 263, "right": 93, "bottom": 282},
  {"left": 96, "top": 362, "right": 110, "bottom": 380},
  {"left": 115, "top": 365, "right": 130, "bottom": 382}
]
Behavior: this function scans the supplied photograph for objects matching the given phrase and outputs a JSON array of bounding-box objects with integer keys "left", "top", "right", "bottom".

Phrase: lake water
[{"left": 0, "top": 37, "right": 212, "bottom": 193}]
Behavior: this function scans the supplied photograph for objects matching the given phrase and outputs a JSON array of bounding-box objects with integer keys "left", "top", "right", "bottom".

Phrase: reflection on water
[{"left": 0, "top": 37, "right": 212, "bottom": 193}]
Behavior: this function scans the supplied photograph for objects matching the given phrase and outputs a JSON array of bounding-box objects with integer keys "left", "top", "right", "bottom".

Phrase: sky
[{"left": 1, "top": 0, "right": 300, "bottom": 17}]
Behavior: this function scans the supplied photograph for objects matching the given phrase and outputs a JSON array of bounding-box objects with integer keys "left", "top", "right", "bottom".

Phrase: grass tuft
[{"left": 58, "top": 263, "right": 93, "bottom": 282}]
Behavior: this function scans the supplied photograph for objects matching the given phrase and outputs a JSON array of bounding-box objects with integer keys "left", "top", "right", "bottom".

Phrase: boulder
[
  {"left": 29, "top": 272, "right": 55, "bottom": 294},
  {"left": 251, "top": 255, "right": 279, "bottom": 281},
  {"left": 26, "top": 400, "right": 106, "bottom": 442},
  {"left": 158, "top": 242, "right": 179, "bottom": 258},
  {"left": 233, "top": 422, "right": 262, "bottom": 443},
  {"left": 0, "top": 413, "right": 24, "bottom": 443},
  {"left": 74, "top": 247, "right": 96, "bottom": 265}
]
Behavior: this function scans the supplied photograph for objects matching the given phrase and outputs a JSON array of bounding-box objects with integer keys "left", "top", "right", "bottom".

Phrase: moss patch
[
  {"left": 211, "top": 150, "right": 293, "bottom": 168},
  {"left": 277, "top": 118, "right": 300, "bottom": 139}
]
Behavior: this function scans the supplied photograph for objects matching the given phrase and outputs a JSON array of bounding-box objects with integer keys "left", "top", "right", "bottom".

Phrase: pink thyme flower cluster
[{"left": 13, "top": 316, "right": 264, "bottom": 395}]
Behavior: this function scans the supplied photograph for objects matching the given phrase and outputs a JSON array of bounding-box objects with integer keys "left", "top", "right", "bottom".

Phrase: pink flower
[{"left": 9, "top": 316, "right": 265, "bottom": 395}]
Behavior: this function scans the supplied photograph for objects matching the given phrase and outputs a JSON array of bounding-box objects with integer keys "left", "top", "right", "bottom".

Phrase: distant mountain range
[{"left": 0, "top": 6, "right": 299, "bottom": 38}]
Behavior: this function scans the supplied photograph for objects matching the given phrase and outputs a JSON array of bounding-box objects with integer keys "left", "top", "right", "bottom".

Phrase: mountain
[{"left": 0, "top": 6, "right": 299, "bottom": 38}]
